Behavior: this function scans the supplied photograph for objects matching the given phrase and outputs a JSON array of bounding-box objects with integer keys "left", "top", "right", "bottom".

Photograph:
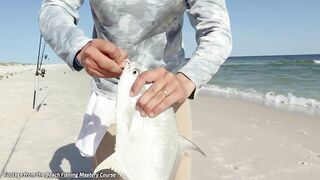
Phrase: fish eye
[{"left": 132, "top": 68, "right": 140, "bottom": 76}]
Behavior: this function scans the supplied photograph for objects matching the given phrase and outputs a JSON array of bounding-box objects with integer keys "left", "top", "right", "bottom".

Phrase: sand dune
[{"left": 0, "top": 63, "right": 34, "bottom": 80}]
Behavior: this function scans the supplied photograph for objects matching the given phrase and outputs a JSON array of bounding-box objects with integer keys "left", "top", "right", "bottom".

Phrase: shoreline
[
  {"left": 0, "top": 62, "right": 319, "bottom": 116},
  {"left": 190, "top": 95, "right": 320, "bottom": 179},
  {"left": 0, "top": 64, "right": 319, "bottom": 179},
  {"left": 0, "top": 62, "right": 319, "bottom": 117},
  {"left": 199, "top": 90, "right": 320, "bottom": 117}
]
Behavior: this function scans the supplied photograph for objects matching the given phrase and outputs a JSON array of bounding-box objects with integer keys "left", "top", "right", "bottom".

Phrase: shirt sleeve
[
  {"left": 39, "top": 0, "right": 92, "bottom": 71},
  {"left": 178, "top": 0, "right": 232, "bottom": 95}
]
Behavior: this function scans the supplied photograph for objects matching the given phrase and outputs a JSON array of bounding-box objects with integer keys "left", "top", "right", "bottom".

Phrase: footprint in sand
[
  {"left": 244, "top": 137, "right": 254, "bottom": 142},
  {"left": 298, "top": 161, "right": 310, "bottom": 166},
  {"left": 193, "top": 130, "right": 207, "bottom": 137},
  {"left": 224, "top": 163, "right": 254, "bottom": 174},
  {"left": 251, "top": 124, "right": 258, "bottom": 129},
  {"left": 298, "top": 128, "right": 309, "bottom": 135}
]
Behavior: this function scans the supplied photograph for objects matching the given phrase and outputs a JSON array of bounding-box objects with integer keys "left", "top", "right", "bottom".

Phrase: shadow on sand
[
  {"left": 36, "top": 89, "right": 50, "bottom": 112},
  {"left": 49, "top": 143, "right": 93, "bottom": 178}
]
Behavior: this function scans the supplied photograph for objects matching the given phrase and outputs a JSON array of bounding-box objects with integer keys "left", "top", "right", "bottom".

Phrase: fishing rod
[{"left": 32, "top": 34, "right": 48, "bottom": 109}]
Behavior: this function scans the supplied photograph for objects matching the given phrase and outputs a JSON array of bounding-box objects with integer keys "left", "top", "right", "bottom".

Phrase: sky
[{"left": 0, "top": 0, "right": 319, "bottom": 64}]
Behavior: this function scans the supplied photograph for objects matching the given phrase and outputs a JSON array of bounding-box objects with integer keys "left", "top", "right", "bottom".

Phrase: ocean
[{"left": 203, "top": 54, "right": 320, "bottom": 113}]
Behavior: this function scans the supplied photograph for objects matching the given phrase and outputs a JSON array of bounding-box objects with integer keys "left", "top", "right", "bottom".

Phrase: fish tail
[{"left": 178, "top": 135, "right": 206, "bottom": 156}]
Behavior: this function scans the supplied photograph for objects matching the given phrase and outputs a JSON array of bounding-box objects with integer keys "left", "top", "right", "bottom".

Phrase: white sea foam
[
  {"left": 313, "top": 60, "right": 320, "bottom": 64},
  {"left": 200, "top": 85, "right": 320, "bottom": 113}
]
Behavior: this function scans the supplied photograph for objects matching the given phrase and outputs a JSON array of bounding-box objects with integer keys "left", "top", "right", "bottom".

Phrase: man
[{"left": 39, "top": 0, "right": 232, "bottom": 179}]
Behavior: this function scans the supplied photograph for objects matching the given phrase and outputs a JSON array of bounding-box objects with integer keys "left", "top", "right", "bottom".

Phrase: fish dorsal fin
[
  {"left": 178, "top": 135, "right": 206, "bottom": 156},
  {"left": 94, "top": 153, "right": 130, "bottom": 179}
]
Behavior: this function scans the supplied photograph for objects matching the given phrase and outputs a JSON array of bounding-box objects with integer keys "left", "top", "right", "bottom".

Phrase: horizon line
[
  {"left": 1, "top": 53, "right": 320, "bottom": 64},
  {"left": 230, "top": 53, "right": 320, "bottom": 58}
]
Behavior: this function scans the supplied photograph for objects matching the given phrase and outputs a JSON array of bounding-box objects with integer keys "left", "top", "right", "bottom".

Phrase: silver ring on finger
[{"left": 162, "top": 89, "right": 169, "bottom": 98}]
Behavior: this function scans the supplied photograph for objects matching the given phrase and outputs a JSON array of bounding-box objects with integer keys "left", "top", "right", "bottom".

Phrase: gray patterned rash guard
[{"left": 39, "top": 0, "right": 232, "bottom": 99}]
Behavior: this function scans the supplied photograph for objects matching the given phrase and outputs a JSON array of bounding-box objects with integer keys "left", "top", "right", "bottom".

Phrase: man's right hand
[{"left": 76, "top": 39, "right": 128, "bottom": 78}]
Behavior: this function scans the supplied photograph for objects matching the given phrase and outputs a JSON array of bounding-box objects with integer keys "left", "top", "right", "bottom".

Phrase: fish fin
[
  {"left": 169, "top": 135, "right": 206, "bottom": 180},
  {"left": 168, "top": 154, "right": 182, "bottom": 180},
  {"left": 178, "top": 135, "right": 206, "bottom": 156},
  {"left": 93, "top": 153, "right": 130, "bottom": 179}
]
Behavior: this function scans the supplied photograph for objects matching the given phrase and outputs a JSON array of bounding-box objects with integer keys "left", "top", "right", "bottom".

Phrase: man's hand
[
  {"left": 130, "top": 68, "right": 195, "bottom": 118},
  {"left": 76, "top": 39, "right": 128, "bottom": 78}
]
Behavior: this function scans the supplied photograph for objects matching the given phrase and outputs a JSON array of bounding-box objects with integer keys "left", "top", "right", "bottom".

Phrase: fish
[{"left": 94, "top": 61, "right": 205, "bottom": 180}]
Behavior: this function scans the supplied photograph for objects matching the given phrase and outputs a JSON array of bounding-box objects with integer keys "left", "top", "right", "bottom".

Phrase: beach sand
[
  {"left": 0, "top": 63, "right": 34, "bottom": 80},
  {"left": 0, "top": 64, "right": 319, "bottom": 179},
  {"left": 0, "top": 64, "right": 92, "bottom": 179},
  {"left": 191, "top": 96, "right": 320, "bottom": 180}
]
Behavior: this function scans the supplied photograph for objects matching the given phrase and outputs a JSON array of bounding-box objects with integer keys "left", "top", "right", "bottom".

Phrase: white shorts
[{"left": 75, "top": 91, "right": 116, "bottom": 157}]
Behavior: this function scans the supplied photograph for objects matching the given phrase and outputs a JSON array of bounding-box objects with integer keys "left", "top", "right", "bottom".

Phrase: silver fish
[{"left": 94, "top": 61, "right": 205, "bottom": 180}]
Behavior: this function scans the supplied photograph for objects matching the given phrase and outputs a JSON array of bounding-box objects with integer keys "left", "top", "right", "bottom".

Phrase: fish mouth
[
  {"left": 122, "top": 59, "right": 132, "bottom": 73},
  {"left": 123, "top": 59, "right": 131, "bottom": 67},
  {"left": 124, "top": 60, "right": 147, "bottom": 74}
]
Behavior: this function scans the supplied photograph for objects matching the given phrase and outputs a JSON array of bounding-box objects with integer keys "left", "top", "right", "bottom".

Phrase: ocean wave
[
  {"left": 272, "top": 60, "right": 318, "bottom": 65},
  {"left": 224, "top": 59, "right": 319, "bottom": 66},
  {"left": 200, "top": 85, "right": 320, "bottom": 111},
  {"left": 224, "top": 62, "right": 268, "bottom": 66}
]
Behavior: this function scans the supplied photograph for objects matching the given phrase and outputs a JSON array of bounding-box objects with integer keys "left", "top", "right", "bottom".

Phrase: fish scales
[{"left": 94, "top": 61, "right": 204, "bottom": 180}]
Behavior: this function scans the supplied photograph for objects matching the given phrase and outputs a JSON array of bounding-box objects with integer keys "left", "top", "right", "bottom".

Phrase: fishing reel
[
  {"left": 33, "top": 35, "right": 49, "bottom": 109},
  {"left": 35, "top": 68, "right": 46, "bottom": 77}
]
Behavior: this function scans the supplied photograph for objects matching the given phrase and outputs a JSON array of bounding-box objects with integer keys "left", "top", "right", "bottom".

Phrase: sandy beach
[
  {"left": 191, "top": 96, "right": 320, "bottom": 180},
  {"left": 0, "top": 63, "right": 34, "bottom": 80},
  {"left": 0, "top": 64, "right": 320, "bottom": 179}
]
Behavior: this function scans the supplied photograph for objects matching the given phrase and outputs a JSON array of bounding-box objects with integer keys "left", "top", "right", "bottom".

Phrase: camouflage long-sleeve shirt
[{"left": 39, "top": 0, "right": 232, "bottom": 98}]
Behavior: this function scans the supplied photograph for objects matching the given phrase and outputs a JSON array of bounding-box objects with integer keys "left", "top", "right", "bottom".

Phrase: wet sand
[{"left": 191, "top": 95, "right": 320, "bottom": 180}]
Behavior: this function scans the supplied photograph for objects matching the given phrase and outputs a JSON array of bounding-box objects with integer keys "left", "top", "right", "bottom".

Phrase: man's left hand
[{"left": 130, "top": 67, "right": 195, "bottom": 118}]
